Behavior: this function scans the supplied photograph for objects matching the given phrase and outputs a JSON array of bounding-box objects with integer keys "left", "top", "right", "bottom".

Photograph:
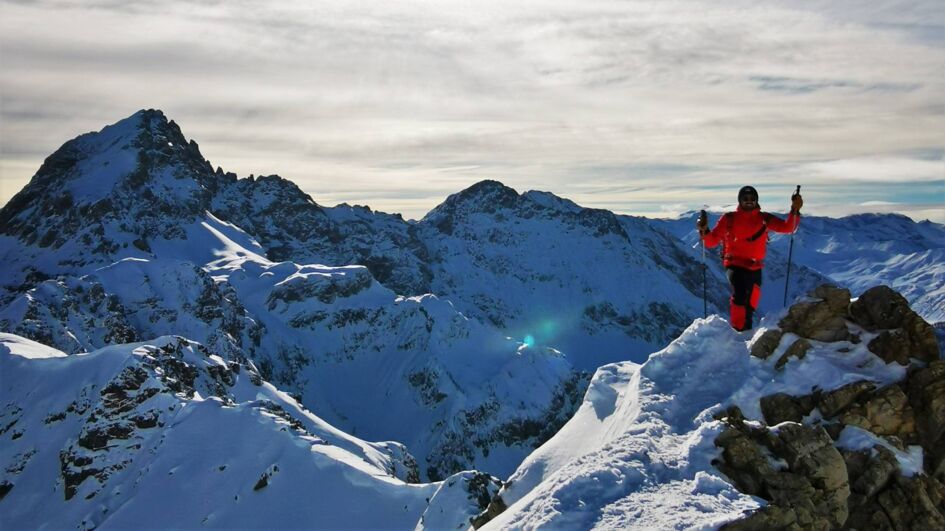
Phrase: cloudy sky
[{"left": 1, "top": 0, "right": 943, "bottom": 221}]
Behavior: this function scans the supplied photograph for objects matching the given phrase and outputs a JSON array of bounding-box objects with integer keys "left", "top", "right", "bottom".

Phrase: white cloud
[
  {"left": 805, "top": 156, "right": 944, "bottom": 183},
  {"left": 1, "top": 0, "right": 942, "bottom": 220}
]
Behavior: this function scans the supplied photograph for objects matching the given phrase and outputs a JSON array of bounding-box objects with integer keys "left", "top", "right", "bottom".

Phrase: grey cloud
[
  {"left": 870, "top": 22, "right": 945, "bottom": 46},
  {"left": 749, "top": 75, "right": 921, "bottom": 94},
  {"left": 769, "top": 0, "right": 945, "bottom": 45},
  {"left": 2, "top": 41, "right": 226, "bottom": 73}
]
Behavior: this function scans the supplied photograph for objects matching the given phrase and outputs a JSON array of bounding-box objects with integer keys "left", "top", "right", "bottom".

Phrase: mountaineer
[{"left": 697, "top": 186, "right": 803, "bottom": 331}]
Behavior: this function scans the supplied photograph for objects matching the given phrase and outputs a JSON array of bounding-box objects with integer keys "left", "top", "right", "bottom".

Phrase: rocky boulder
[
  {"left": 750, "top": 328, "right": 783, "bottom": 360},
  {"left": 904, "top": 360, "right": 945, "bottom": 481},
  {"left": 844, "top": 454, "right": 945, "bottom": 531},
  {"left": 715, "top": 408, "right": 850, "bottom": 530},
  {"left": 778, "top": 285, "right": 853, "bottom": 343},
  {"left": 775, "top": 337, "right": 812, "bottom": 369},
  {"left": 849, "top": 286, "right": 939, "bottom": 364},
  {"left": 761, "top": 284, "right": 940, "bottom": 368},
  {"left": 838, "top": 385, "right": 916, "bottom": 442},
  {"left": 818, "top": 381, "right": 876, "bottom": 418},
  {"left": 761, "top": 393, "right": 816, "bottom": 426},
  {"left": 843, "top": 446, "right": 899, "bottom": 500}
]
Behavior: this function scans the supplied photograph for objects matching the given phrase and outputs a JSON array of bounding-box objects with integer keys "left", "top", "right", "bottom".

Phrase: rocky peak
[
  {"left": 209, "top": 174, "right": 339, "bottom": 264},
  {"left": 0, "top": 109, "right": 216, "bottom": 250},
  {"left": 422, "top": 180, "right": 520, "bottom": 233},
  {"left": 445, "top": 180, "right": 521, "bottom": 211},
  {"left": 422, "top": 179, "right": 627, "bottom": 240}
]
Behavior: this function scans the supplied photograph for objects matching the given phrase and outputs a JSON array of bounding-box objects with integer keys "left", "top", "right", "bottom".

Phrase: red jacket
[{"left": 702, "top": 206, "right": 800, "bottom": 270}]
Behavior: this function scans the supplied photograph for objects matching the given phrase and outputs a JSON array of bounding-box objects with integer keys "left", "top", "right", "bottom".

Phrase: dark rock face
[
  {"left": 376, "top": 441, "right": 421, "bottom": 484},
  {"left": 839, "top": 385, "right": 916, "bottom": 440},
  {"left": 56, "top": 338, "right": 301, "bottom": 502},
  {"left": 465, "top": 471, "right": 502, "bottom": 516},
  {"left": 751, "top": 329, "right": 784, "bottom": 360},
  {"left": 61, "top": 361, "right": 163, "bottom": 501},
  {"left": 760, "top": 283, "right": 941, "bottom": 368},
  {"left": 1, "top": 266, "right": 261, "bottom": 362},
  {"left": 582, "top": 301, "right": 692, "bottom": 345},
  {"left": 421, "top": 470, "right": 503, "bottom": 530},
  {"left": 722, "top": 285, "right": 945, "bottom": 530},
  {"left": 818, "top": 381, "right": 877, "bottom": 418},
  {"left": 850, "top": 286, "right": 939, "bottom": 364},
  {"left": 0, "top": 277, "right": 138, "bottom": 354},
  {"left": 718, "top": 411, "right": 945, "bottom": 530},
  {"left": 435, "top": 180, "right": 521, "bottom": 219},
  {"left": 715, "top": 410, "right": 850, "bottom": 530},
  {"left": 905, "top": 361, "right": 945, "bottom": 481},
  {"left": 776, "top": 337, "right": 812, "bottom": 369},
  {"left": 778, "top": 285, "right": 852, "bottom": 342},
  {"left": 472, "top": 490, "right": 509, "bottom": 529},
  {"left": 844, "top": 463, "right": 945, "bottom": 531},
  {"left": 211, "top": 178, "right": 434, "bottom": 297},
  {"left": 755, "top": 377, "right": 923, "bottom": 452},
  {"left": 761, "top": 393, "right": 816, "bottom": 425},
  {"left": 844, "top": 446, "right": 899, "bottom": 499},
  {"left": 851, "top": 286, "right": 916, "bottom": 330},
  {"left": 0, "top": 110, "right": 216, "bottom": 276}
]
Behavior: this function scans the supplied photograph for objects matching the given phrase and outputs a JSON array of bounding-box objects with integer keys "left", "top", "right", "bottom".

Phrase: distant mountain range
[{"left": 1, "top": 109, "right": 942, "bottom": 529}]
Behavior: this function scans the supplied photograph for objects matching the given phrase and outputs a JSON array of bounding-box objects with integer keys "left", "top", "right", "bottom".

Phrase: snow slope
[
  {"left": 0, "top": 244, "right": 583, "bottom": 482},
  {"left": 0, "top": 333, "right": 497, "bottom": 530},
  {"left": 484, "top": 309, "right": 921, "bottom": 529}
]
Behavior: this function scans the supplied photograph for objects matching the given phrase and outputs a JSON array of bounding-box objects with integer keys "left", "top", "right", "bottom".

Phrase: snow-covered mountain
[
  {"left": 781, "top": 214, "right": 944, "bottom": 324},
  {"left": 0, "top": 110, "right": 585, "bottom": 482},
  {"left": 0, "top": 333, "right": 498, "bottom": 530},
  {"left": 419, "top": 181, "right": 741, "bottom": 369},
  {"left": 2, "top": 109, "right": 943, "bottom": 529}
]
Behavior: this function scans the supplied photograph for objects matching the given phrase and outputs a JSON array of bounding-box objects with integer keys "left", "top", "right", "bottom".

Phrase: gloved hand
[
  {"left": 791, "top": 193, "right": 803, "bottom": 213},
  {"left": 696, "top": 211, "right": 709, "bottom": 235}
]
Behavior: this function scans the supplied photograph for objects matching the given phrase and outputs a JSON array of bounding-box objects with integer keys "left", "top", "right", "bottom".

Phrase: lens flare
[{"left": 523, "top": 335, "right": 535, "bottom": 348}]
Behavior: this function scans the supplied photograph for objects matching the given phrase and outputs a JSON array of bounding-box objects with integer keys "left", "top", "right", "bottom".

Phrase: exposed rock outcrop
[
  {"left": 763, "top": 284, "right": 939, "bottom": 368},
  {"left": 778, "top": 285, "right": 853, "bottom": 343},
  {"left": 851, "top": 286, "right": 940, "bottom": 364},
  {"left": 720, "top": 285, "right": 944, "bottom": 530},
  {"left": 716, "top": 408, "right": 850, "bottom": 530},
  {"left": 905, "top": 360, "right": 945, "bottom": 481}
]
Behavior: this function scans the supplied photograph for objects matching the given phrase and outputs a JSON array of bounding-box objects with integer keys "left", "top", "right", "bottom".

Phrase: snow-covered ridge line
[
  {"left": 476, "top": 285, "right": 944, "bottom": 529},
  {"left": 0, "top": 333, "right": 498, "bottom": 530}
]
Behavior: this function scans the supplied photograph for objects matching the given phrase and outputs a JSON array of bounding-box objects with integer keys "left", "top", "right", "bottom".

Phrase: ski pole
[
  {"left": 699, "top": 209, "right": 708, "bottom": 318},
  {"left": 783, "top": 185, "right": 801, "bottom": 307}
]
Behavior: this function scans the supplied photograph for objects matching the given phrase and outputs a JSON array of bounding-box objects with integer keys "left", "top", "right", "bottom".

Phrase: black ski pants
[{"left": 726, "top": 266, "right": 762, "bottom": 331}]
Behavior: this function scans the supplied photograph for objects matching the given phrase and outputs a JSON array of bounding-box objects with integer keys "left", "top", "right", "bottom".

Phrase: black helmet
[{"left": 738, "top": 186, "right": 758, "bottom": 201}]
